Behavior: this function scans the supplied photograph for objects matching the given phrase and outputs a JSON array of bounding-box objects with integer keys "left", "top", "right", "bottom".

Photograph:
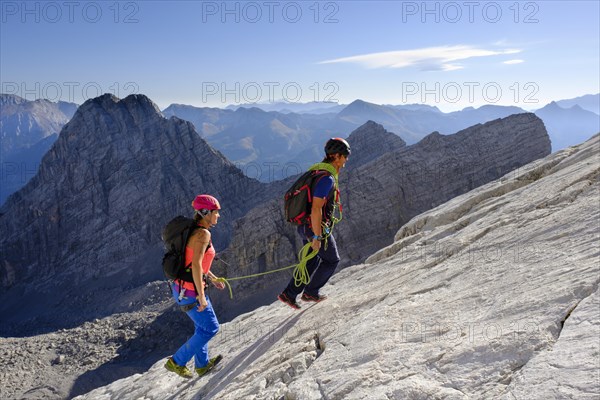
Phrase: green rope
[
  {"left": 293, "top": 242, "right": 318, "bottom": 287},
  {"left": 213, "top": 242, "right": 318, "bottom": 299}
]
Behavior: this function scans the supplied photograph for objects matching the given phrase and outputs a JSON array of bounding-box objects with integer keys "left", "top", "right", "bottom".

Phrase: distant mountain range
[
  {"left": 554, "top": 93, "right": 599, "bottom": 115},
  {"left": 2, "top": 93, "right": 597, "bottom": 204},
  {"left": 534, "top": 102, "right": 600, "bottom": 150},
  {"left": 163, "top": 100, "right": 536, "bottom": 181},
  {"left": 0, "top": 94, "right": 78, "bottom": 204},
  {"left": 226, "top": 101, "right": 345, "bottom": 114},
  {"left": 161, "top": 103, "right": 357, "bottom": 181},
  {"left": 0, "top": 94, "right": 77, "bottom": 154},
  {"left": 163, "top": 96, "right": 597, "bottom": 183}
]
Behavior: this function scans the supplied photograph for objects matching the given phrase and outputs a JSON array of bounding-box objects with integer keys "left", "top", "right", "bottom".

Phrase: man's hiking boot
[
  {"left": 301, "top": 293, "right": 328, "bottom": 303},
  {"left": 164, "top": 357, "right": 193, "bottom": 379},
  {"left": 278, "top": 292, "right": 301, "bottom": 310},
  {"left": 196, "top": 354, "right": 223, "bottom": 377}
]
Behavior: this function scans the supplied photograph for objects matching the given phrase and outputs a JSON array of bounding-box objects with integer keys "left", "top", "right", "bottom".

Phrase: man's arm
[{"left": 310, "top": 197, "right": 327, "bottom": 251}]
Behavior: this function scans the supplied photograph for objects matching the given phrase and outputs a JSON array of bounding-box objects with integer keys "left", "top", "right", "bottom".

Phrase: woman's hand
[
  {"left": 196, "top": 295, "right": 208, "bottom": 312},
  {"left": 211, "top": 277, "right": 225, "bottom": 290}
]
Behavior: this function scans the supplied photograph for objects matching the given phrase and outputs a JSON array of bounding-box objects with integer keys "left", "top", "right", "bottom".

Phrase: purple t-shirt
[{"left": 313, "top": 175, "right": 334, "bottom": 199}]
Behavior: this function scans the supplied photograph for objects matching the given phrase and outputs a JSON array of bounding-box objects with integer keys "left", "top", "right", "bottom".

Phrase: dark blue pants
[{"left": 284, "top": 225, "right": 340, "bottom": 298}]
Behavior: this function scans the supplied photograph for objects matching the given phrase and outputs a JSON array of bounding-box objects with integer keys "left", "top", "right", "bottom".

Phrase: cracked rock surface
[{"left": 77, "top": 134, "right": 599, "bottom": 399}]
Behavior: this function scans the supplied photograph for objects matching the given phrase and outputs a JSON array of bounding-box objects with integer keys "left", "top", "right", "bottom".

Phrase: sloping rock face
[
  {"left": 213, "top": 113, "right": 551, "bottom": 320},
  {"left": 0, "top": 94, "right": 265, "bottom": 330},
  {"left": 74, "top": 135, "right": 599, "bottom": 400}
]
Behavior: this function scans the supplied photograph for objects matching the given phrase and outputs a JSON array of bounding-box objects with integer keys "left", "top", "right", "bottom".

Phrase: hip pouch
[{"left": 179, "top": 302, "right": 197, "bottom": 312}]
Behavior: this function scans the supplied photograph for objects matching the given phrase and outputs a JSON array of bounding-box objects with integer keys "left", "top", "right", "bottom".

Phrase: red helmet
[{"left": 192, "top": 194, "right": 221, "bottom": 211}]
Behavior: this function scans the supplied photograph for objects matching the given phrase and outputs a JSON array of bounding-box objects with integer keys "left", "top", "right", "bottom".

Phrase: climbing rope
[{"left": 212, "top": 242, "right": 318, "bottom": 299}]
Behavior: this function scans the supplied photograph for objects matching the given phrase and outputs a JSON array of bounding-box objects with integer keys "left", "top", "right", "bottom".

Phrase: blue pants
[
  {"left": 284, "top": 225, "right": 340, "bottom": 298},
  {"left": 171, "top": 284, "right": 220, "bottom": 368}
]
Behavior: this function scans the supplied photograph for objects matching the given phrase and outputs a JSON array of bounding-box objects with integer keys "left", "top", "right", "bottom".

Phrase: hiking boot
[
  {"left": 301, "top": 293, "right": 328, "bottom": 302},
  {"left": 278, "top": 292, "right": 301, "bottom": 310},
  {"left": 195, "top": 354, "right": 223, "bottom": 377},
  {"left": 164, "top": 357, "right": 193, "bottom": 379}
]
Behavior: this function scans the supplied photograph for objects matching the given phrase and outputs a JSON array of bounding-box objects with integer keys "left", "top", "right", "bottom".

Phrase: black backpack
[
  {"left": 161, "top": 216, "right": 210, "bottom": 282},
  {"left": 284, "top": 170, "right": 332, "bottom": 225}
]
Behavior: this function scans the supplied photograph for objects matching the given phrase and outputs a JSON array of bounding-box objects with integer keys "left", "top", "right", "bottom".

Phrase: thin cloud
[
  {"left": 319, "top": 45, "right": 522, "bottom": 71},
  {"left": 503, "top": 59, "right": 525, "bottom": 65}
]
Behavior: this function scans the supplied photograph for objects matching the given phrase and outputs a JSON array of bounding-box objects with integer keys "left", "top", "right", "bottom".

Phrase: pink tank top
[
  {"left": 184, "top": 241, "right": 215, "bottom": 274},
  {"left": 178, "top": 234, "right": 215, "bottom": 292}
]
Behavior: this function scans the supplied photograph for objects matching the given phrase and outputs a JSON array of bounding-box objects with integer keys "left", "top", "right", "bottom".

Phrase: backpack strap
[{"left": 307, "top": 170, "right": 338, "bottom": 228}]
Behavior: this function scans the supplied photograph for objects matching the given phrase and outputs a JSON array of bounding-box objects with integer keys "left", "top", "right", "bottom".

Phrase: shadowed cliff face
[
  {"left": 213, "top": 113, "right": 551, "bottom": 321},
  {"left": 0, "top": 94, "right": 267, "bottom": 331}
]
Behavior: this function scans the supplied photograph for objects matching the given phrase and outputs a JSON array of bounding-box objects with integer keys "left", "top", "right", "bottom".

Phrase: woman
[{"left": 164, "top": 194, "right": 226, "bottom": 378}]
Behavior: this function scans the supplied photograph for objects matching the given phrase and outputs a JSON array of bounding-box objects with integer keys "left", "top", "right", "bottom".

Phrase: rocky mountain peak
[
  {"left": 347, "top": 119, "right": 385, "bottom": 137},
  {"left": 68, "top": 94, "right": 164, "bottom": 138},
  {"left": 418, "top": 130, "right": 444, "bottom": 147},
  {"left": 542, "top": 101, "right": 561, "bottom": 111},
  {"left": 0, "top": 94, "right": 265, "bottom": 301},
  {"left": 346, "top": 120, "right": 406, "bottom": 168},
  {"left": 338, "top": 99, "right": 382, "bottom": 116}
]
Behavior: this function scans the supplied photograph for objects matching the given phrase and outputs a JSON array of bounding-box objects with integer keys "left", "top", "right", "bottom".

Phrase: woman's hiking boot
[
  {"left": 164, "top": 357, "right": 193, "bottom": 379},
  {"left": 196, "top": 355, "right": 223, "bottom": 377}
]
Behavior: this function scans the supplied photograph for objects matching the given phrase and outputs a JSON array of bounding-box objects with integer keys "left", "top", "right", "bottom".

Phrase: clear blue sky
[{"left": 1, "top": 0, "right": 598, "bottom": 111}]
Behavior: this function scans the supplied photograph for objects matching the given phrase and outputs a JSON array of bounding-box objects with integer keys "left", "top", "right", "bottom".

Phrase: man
[{"left": 278, "top": 137, "right": 351, "bottom": 309}]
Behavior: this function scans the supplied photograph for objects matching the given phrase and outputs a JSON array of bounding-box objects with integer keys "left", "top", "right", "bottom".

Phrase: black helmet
[{"left": 324, "top": 137, "right": 351, "bottom": 156}]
